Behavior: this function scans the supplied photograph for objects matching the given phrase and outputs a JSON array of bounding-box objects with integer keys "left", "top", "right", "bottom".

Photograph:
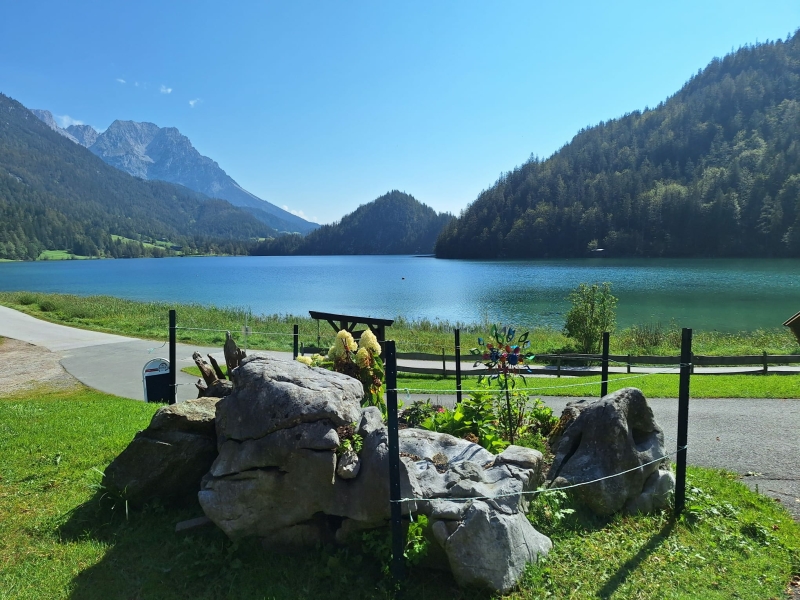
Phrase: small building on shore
[{"left": 783, "top": 311, "right": 800, "bottom": 344}]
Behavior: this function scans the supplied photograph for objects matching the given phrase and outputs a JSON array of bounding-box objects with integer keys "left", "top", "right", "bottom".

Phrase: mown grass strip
[
  {"left": 1, "top": 291, "right": 798, "bottom": 356},
  {"left": 393, "top": 372, "right": 800, "bottom": 399},
  {"left": 182, "top": 365, "right": 800, "bottom": 399},
  {"left": 1, "top": 386, "right": 798, "bottom": 599}
]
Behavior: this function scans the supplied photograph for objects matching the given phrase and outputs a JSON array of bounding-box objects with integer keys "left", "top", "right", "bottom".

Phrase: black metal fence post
[
  {"left": 600, "top": 331, "right": 610, "bottom": 397},
  {"left": 384, "top": 340, "right": 405, "bottom": 582},
  {"left": 169, "top": 309, "right": 176, "bottom": 405},
  {"left": 293, "top": 324, "right": 299, "bottom": 359},
  {"left": 454, "top": 328, "right": 463, "bottom": 404},
  {"left": 675, "top": 327, "right": 692, "bottom": 517},
  {"left": 675, "top": 328, "right": 692, "bottom": 517}
]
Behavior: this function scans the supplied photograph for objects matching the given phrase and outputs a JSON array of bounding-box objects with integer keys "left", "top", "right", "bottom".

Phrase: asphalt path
[{"left": 1, "top": 305, "right": 797, "bottom": 519}]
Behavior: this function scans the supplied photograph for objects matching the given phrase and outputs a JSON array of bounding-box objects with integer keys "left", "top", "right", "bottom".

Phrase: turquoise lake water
[{"left": 0, "top": 256, "right": 797, "bottom": 332}]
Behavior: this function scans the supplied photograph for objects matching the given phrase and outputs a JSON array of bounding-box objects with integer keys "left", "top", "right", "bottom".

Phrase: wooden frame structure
[{"left": 308, "top": 310, "right": 394, "bottom": 342}]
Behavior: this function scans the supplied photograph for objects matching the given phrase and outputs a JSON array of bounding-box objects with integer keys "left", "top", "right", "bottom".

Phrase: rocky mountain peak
[
  {"left": 31, "top": 109, "right": 78, "bottom": 144},
  {"left": 66, "top": 124, "right": 99, "bottom": 148}
]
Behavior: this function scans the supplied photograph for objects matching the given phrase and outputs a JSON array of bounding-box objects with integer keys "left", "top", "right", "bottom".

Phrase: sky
[{"left": 1, "top": 1, "right": 798, "bottom": 225}]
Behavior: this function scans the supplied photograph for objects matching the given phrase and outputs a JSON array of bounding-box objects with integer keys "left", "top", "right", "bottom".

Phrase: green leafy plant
[
  {"left": 419, "top": 390, "right": 509, "bottom": 454},
  {"left": 401, "top": 399, "right": 437, "bottom": 427},
  {"left": 359, "top": 516, "right": 430, "bottom": 575},
  {"left": 563, "top": 282, "right": 618, "bottom": 353}
]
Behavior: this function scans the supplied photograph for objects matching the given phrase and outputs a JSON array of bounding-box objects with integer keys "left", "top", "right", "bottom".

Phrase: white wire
[{"left": 392, "top": 446, "right": 684, "bottom": 504}]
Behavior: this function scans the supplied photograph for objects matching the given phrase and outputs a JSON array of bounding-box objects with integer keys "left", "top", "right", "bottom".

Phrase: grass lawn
[
  {"left": 36, "top": 250, "right": 93, "bottom": 260},
  {"left": 393, "top": 372, "right": 800, "bottom": 399},
  {"left": 1, "top": 386, "right": 798, "bottom": 599},
  {"left": 1, "top": 291, "right": 799, "bottom": 357},
  {"left": 183, "top": 365, "right": 800, "bottom": 399}
]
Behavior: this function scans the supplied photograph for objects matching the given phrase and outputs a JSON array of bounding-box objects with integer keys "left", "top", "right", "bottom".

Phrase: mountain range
[
  {"left": 436, "top": 32, "right": 800, "bottom": 258},
  {"left": 31, "top": 111, "right": 317, "bottom": 234},
  {"left": 0, "top": 94, "right": 275, "bottom": 260}
]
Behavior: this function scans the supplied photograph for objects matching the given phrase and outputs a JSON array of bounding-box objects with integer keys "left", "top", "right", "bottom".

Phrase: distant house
[{"left": 783, "top": 311, "right": 800, "bottom": 344}]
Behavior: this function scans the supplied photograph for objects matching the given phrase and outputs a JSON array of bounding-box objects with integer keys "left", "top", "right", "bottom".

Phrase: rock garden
[{"left": 104, "top": 327, "right": 675, "bottom": 594}]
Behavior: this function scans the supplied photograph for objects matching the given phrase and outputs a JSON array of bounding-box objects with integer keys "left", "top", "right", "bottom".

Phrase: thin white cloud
[
  {"left": 282, "top": 205, "right": 315, "bottom": 221},
  {"left": 134, "top": 81, "right": 140, "bottom": 87},
  {"left": 188, "top": 98, "right": 202, "bottom": 108},
  {"left": 160, "top": 84, "right": 173, "bottom": 94},
  {"left": 56, "top": 115, "right": 84, "bottom": 128},
  {"left": 116, "top": 78, "right": 126, "bottom": 84}
]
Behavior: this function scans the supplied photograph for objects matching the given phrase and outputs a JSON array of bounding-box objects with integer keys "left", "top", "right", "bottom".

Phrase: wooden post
[
  {"left": 675, "top": 328, "right": 692, "bottom": 517},
  {"left": 600, "top": 332, "right": 610, "bottom": 397},
  {"left": 169, "top": 309, "right": 176, "bottom": 405},
  {"left": 383, "top": 341, "right": 404, "bottom": 582},
  {"left": 762, "top": 351, "right": 768, "bottom": 375},
  {"left": 557, "top": 357, "right": 561, "bottom": 378},
  {"left": 454, "top": 329, "right": 463, "bottom": 404},
  {"left": 293, "top": 324, "right": 299, "bottom": 359},
  {"left": 627, "top": 353, "right": 631, "bottom": 374},
  {"left": 441, "top": 348, "right": 446, "bottom": 378}
]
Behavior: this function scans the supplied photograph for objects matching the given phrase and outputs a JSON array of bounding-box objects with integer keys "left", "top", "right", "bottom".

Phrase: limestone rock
[
  {"left": 547, "top": 387, "right": 673, "bottom": 516},
  {"left": 336, "top": 449, "right": 361, "bottom": 479},
  {"left": 216, "top": 354, "right": 363, "bottom": 442},
  {"left": 103, "top": 397, "right": 219, "bottom": 507},
  {"left": 435, "top": 502, "right": 552, "bottom": 593}
]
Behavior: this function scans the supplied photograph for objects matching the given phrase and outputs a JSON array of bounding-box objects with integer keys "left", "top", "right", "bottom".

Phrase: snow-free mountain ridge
[{"left": 32, "top": 112, "right": 317, "bottom": 234}]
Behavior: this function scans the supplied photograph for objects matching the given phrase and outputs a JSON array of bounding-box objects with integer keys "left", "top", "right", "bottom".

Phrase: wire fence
[{"left": 395, "top": 445, "right": 686, "bottom": 507}]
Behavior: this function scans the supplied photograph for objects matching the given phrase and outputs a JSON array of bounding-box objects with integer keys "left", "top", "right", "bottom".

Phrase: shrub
[{"left": 563, "top": 282, "right": 618, "bottom": 353}]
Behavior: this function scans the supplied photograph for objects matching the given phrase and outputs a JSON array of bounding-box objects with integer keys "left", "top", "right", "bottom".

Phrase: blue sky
[{"left": 1, "top": 1, "right": 798, "bottom": 224}]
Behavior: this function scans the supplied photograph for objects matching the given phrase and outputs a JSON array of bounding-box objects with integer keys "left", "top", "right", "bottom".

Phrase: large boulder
[
  {"left": 547, "top": 387, "right": 674, "bottom": 516},
  {"left": 103, "top": 397, "right": 219, "bottom": 507},
  {"left": 198, "top": 356, "right": 551, "bottom": 593},
  {"left": 399, "top": 433, "right": 552, "bottom": 592}
]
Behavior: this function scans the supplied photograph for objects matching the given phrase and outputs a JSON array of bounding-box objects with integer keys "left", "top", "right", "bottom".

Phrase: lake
[{"left": 0, "top": 256, "right": 797, "bottom": 332}]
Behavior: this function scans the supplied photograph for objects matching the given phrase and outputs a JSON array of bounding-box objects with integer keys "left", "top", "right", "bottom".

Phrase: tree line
[{"left": 436, "top": 31, "right": 800, "bottom": 258}]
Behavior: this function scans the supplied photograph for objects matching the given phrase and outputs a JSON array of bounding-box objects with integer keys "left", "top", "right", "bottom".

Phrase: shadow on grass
[
  {"left": 597, "top": 518, "right": 676, "bottom": 599},
  {"left": 57, "top": 492, "right": 473, "bottom": 600}
]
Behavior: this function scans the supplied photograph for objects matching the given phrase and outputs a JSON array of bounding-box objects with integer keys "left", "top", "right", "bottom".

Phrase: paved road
[{"left": 1, "top": 306, "right": 797, "bottom": 519}]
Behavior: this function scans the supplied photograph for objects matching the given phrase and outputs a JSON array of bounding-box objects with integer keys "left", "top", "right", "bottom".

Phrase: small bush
[
  {"left": 17, "top": 293, "right": 38, "bottom": 305},
  {"left": 38, "top": 299, "right": 58, "bottom": 312}
]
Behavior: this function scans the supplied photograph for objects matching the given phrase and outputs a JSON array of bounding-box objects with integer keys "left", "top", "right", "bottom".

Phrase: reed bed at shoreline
[{"left": 1, "top": 291, "right": 798, "bottom": 356}]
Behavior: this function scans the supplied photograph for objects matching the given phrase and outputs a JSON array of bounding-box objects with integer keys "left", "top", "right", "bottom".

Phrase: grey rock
[
  {"left": 103, "top": 397, "right": 219, "bottom": 507},
  {"left": 200, "top": 448, "right": 337, "bottom": 539},
  {"left": 547, "top": 387, "right": 668, "bottom": 516},
  {"left": 66, "top": 123, "right": 99, "bottom": 147},
  {"left": 336, "top": 449, "right": 361, "bottom": 479},
  {"left": 625, "top": 469, "right": 676, "bottom": 515},
  {"left": 435, "top": 501, "right": 552, "bottom": 593},
  {"left": 195, "top": 359, "right": 551, "bottom": 594},
  {"left": 210, "top": 420, "right": 339, "bottom": 477},
  {"left": 216, "top": 355, "right": 363, "bottom": 442}
]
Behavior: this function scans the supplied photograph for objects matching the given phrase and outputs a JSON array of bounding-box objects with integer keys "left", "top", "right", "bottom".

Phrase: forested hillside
[
  {"left": 252, "top": 190, "right": 453, "bottom": 255},
  {"left": 436, "top": 32, "right": 800, "bottom": 258},
  {"left": 0, "top": 94, "right": 274, "bottom": 259}
]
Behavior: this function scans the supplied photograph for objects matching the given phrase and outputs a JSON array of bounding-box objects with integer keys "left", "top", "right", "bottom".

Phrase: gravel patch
[{"left": 0, "top": 337, "right": 80, "bottom": 397}]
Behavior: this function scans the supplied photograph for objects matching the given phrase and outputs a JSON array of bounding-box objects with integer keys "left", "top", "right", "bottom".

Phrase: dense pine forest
[
  {"left": 252, "top": 191, "right": 453, "bottom": 255},
  {"left": 436, "top": 31, "right": 800, "bottom": 258},
  {"left": 0, "top": 94, "right": 274, "bottom": 260}
]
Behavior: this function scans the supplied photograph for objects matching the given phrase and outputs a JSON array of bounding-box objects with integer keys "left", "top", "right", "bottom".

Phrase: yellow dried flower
[
  {"left": 295, "top": 356, "right": 313, "bottom": 366},
  {"left": 355, "top": 347, "right": 371, "bottom": 368},
  {"left": 358, "top": 329, "right": 381, "bottom": 356},
  {"left": 329, "top": 330, "right": 357, "bottom": 361}
]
